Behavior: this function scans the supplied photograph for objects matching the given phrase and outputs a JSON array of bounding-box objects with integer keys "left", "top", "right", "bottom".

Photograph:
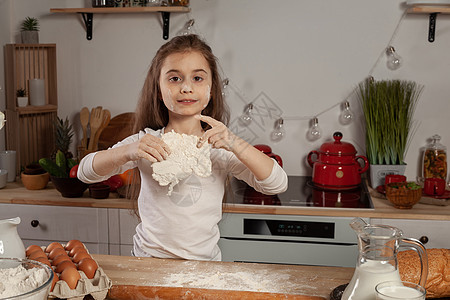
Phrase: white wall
[{"left": 1, "top": 0, "right": 450, "bottom": 180}]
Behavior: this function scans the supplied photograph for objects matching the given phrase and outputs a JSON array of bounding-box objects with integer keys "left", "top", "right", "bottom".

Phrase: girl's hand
[
  {"left": 128, "top": 133, "right": 171, "bottom": 163},
  {"left": 196, "top": 115, "right": 239, "bottom": 151}
]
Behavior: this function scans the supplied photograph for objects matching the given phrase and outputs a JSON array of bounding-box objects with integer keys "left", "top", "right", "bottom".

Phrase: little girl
[{"left": 78, "top": 35, "right": 288, "bottom": 261}]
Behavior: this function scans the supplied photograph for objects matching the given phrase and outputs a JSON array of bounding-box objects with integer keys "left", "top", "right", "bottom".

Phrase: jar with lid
[{"left": 423, "top": 134, "right": 447, "bottom": 180}]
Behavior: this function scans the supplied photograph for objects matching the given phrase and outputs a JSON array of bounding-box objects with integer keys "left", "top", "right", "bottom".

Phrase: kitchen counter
[
  {"left": 92, "top": 254, "right": 353, "bottom": 299},
  {"left": 0, "top": 181, "right": 449, "bottom": 220}
]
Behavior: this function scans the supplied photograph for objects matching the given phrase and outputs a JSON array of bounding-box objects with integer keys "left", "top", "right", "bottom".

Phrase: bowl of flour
[{"left": 0, "top": 258, "right": 53, "bottom": 300}]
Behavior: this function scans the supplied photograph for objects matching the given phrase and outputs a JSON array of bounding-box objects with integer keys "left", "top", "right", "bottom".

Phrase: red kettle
[
  {"left": 254, "top": 144, "right": 283, "bottom": 167},
  {"left": 307, "top": 132, "right": 369, "bottom": 189}
]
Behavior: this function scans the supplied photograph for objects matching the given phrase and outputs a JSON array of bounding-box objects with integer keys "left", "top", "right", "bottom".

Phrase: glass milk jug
[
  {"left": 0, "top": 217, "right": 26, "bottom": 258},
  {"left": 342, "top": 218, "right": 428, "bottom": 300}
]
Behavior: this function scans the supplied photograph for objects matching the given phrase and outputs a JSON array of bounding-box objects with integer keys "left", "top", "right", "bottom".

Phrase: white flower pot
[
  {"left": 21, "top": 31, "right": 39, "bottom": 44},
  {"left": 17, "top": 97, "right": 28, "bottom": 107},
  {"left": 369, "top": 164, "right": 407, "bottom": 188}
]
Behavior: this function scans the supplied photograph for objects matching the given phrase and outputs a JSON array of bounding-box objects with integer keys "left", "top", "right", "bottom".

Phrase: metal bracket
[
  {"left": 428, "top": 13, "right": 438, "bottom": 43},
  {"left": 161, "top": 11, "right": 170, "bottom": 40},
  {"left": 81, "top": 13, "right": 94, "bottom": 41}
]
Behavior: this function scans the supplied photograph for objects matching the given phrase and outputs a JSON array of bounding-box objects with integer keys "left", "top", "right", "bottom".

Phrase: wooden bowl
[
  {"left": 385, "top": 182, "right": 422, "bottom": 209},
  {"left": 21, "top": 172, "right": 50, "bottom": 190},
  {"left": 89, "top": 183, "right": 110, "bottom": 199},
  {"left": 50, "top": 176, "right": 88, "bottom": 198}
]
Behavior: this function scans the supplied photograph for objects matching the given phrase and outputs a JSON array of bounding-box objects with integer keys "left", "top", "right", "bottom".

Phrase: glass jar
[{"left": 423, "top": 134, "right": 447, "bottom": 180}]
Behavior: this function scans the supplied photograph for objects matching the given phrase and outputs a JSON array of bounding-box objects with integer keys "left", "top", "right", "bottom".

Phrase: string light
[
  {"left": 177, "top": 19, "right": 195, "bottom": 36},
  {"left": 180, "top": 9, "right": 408, "bottom": 141},
  {"left": 239, "top": 103, "right": 253, "bottom": 127},
  {"left": 307, "top": 117, "right": 322, "bottom": 141},
  {"left": 339, "top": 101, "right": 354, "bottom": 125},
  {"left": 386, "top": 46, "right": 402, "bottom": 70},
  {"left": 271, "top": 118, "right": 285, "bottom": 142}
]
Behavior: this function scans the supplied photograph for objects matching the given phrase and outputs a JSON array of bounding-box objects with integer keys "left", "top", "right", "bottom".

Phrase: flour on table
[
  {"left": 152, "top": 131, "right": 212, "bottom": 195},
  {"left": 0, "top": 264, "right": 48, "bottom": 298}
]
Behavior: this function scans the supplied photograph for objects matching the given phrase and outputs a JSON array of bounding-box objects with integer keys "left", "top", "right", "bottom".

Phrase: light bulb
[
  {"left": 386, "top": 46, "right": 402, "bottom": 70},
  {"left": 307, "top": 117, "right": 322, "bottom": 141},
  {"left": 339, "top": 101, "right": 354, "bottom": 125},
  {"left": 239, "top": 103, "right": 253, "bottom": 127},
  {"left": 271, "top": 118, "right": 285, "bottom": 142},
  {"left": 177, "top": 19, "right": 195, "bottom": 36},
  {"left": 222, "top": 78, "right": 229, "bottom": 97}
]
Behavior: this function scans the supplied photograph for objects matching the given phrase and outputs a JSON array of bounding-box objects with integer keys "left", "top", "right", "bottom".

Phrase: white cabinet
[
  {"left": 0, "top": 203, "right": 109, "bottom": 254},
  {"left": 371, "top": 218, "right": 450, "bottom": 249},
  {"left": 107, "top": 208, "right": 140, "bottom": 256}
]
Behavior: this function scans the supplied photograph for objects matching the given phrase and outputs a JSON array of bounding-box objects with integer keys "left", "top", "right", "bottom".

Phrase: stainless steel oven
[{"left": 218, "top": 176, "right": 373, "bottom": 267}]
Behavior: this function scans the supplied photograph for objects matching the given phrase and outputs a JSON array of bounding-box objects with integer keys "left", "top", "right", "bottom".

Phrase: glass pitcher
[
  {"left": 0, "top": 217, "right": 25, "bottom": 259},
  {"left": 342, "top": 218, "right": 428, "bottom": 300}
]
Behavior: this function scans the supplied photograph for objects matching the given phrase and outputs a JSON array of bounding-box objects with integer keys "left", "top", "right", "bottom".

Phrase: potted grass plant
[
  {"left": 357, "top": 78, "right": 423, "bottom": 188},
  {"left": 16, "top": 88, "right": 28, "bottom": 107},
  {"left": 20, "top": 17, "right": 39, "bottom": 44}
]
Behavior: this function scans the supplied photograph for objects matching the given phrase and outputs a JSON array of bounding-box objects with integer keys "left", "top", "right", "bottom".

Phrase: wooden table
[{"left": 92, "top": 254, "right": 354, "bottom": 300}]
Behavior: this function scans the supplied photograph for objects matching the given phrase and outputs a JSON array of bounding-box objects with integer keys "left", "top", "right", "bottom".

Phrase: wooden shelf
[
  {"left": 50, "top": 6, "right": 191, "bottom": 40},
  {"left": 406, "top": 5, "right": 450, "bottom": 42},
  {"left": 17, "top": 105, "right": 58, "bottom": 115},
  {"left": 50, "top": 6, "right": 190, "bottom": 14},
  {"left": 407, "top": 5, "right": 450, "bottom": 13}
]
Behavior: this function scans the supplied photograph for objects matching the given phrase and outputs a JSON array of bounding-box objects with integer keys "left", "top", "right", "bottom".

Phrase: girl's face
[{"left": 159, "top": 51, "right": 212, "bottom": 117}]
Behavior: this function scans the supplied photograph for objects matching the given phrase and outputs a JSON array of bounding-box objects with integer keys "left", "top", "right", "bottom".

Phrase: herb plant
[
  {"left": 21, "top": 17, "right": 39, "bottom": 31},
  {"left": 357, "top": 79, "right": 423, "bottom": 165},
  {"left": 16, "top": 88, "right": 27, "bottom": 97}
]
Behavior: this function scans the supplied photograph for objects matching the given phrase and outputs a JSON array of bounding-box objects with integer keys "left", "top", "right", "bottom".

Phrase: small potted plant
[
  {"left": 20, "top": 17, "right": 39, "bottom": 44},
  {"left": 357, "top": 78, "right": 423, "bottom": 188},
  {"left": 16, "top": 88, "right": 28, "bottom": 107}
]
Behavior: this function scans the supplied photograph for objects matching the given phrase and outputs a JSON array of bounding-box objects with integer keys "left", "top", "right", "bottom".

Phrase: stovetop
[{"left": 227, "top": 176, "right": 373, "bottom": 209}]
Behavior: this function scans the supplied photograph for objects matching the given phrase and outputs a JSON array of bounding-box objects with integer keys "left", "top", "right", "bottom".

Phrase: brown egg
[
  {"left": 46, "top": 242, "right": 64, "bottom": 253},
  {"left": 33, "top": 256, "right": 51, "bottom": 267},
  {"left": 55, "top": 260, "right": 77, "bottom": 274},
  {"left": 72, "top": 251, "right": 91, "bottom": 264},
  {"left": 69, "top": 245, "right": 87, "bottom": 257},
  {"left": 26, "top": 245, "right": 43, "bottom": 257},
  {"left": 51, "top": 271, "right": 59, "bottom": 292},
  {"left": 77, "top": 257, "right": 98, "bottom": 279},
  {"left": 48, "top": 247, "right": 67, "bottom": 260},
  {"left": 64, "top": 240, "right": 83, "bottom": 251},
  {"left": 51, "top": 253, "right": 71, "bottom": 266},
  {"left": 28, "top": 249, "right": 47, "bottom": 260},
  {"left": 60, "top": 267, "right": 81, "bottom": 289}
]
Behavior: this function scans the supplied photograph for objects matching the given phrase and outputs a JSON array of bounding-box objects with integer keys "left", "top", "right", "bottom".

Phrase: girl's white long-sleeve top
[{"left": 78, "top": 128, "right": 288, "bottom": 261}]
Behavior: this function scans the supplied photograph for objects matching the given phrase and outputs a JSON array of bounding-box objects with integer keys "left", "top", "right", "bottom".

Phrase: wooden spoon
[
  {"left": 80, "top": 107, "right": 89, "bottom": 148},
  {"left": 88, "top": 106, "right": 103, "bottom": 151},
  {"left": 92, "top": 109, "right": 111, "bottom": 151}
]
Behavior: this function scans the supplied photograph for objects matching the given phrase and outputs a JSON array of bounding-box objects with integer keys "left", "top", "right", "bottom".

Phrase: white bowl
[
  {"left": 0, "top": 169, "right": 7, "bottom": 188},
  {"left": 0, "top": 258, "right": 53, "bottom": 300}
]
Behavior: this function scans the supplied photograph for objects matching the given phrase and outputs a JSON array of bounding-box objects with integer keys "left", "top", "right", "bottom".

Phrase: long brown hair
[
  {"left": 128, "top": 35, "right": 230, "bottom": 215},
  {"left": 133, "top": 34, "right": 229, "bottom": 133}
]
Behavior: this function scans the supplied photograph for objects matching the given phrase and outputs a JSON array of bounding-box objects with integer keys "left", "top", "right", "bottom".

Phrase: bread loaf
[{"left": 398, "top": 248, "right": 450, "bottom": 299}]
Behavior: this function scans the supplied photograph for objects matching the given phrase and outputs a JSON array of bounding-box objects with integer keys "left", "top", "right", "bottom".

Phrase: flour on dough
[{"left": 152, "top": 131, "right": 212, "bottom": 195}]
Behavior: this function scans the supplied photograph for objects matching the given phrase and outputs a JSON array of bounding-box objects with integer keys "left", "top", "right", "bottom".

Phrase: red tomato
[
  {"left": 69, "top": 165, "right": 79, "bottom": 178},
  {"left": 102, "top": 175, "right": 124, "bottom": 192}
]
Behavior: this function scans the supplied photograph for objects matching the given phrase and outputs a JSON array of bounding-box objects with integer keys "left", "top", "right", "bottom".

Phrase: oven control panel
[{"left": 244, "top": 219, "right": 334, "bottom": 238}]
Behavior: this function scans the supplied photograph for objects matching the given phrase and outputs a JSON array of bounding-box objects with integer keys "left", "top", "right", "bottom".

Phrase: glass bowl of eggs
[{"left": 0, "top": 257, "right": 53, "bottom": 300}]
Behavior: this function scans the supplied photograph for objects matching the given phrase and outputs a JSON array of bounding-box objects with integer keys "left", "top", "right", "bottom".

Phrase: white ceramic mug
[
  {"left": 375, "top": 281, "right": 426, "bottom": 300},
  {"left": 0, "top": 150, "right": 17, "bottom": 182}
]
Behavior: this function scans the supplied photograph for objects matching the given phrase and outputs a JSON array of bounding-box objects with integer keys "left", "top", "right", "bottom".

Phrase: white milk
[
  {"left": 342, "top": 260, "right": 402, "bottom": 300},
  {"left": 376, "top": 286, "right": 425, "bottom": 299}
]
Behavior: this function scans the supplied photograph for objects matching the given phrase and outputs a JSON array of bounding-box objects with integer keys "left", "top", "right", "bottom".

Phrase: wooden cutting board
[
  {"left": 98, "top": 112, "right": 135, "bottom": 150},
  {"left": 92, "top": 254, "right": 354, "bottom": 300}
]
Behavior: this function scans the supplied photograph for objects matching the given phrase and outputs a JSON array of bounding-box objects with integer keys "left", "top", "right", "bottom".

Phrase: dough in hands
[{"left": 152, "top": 131, "right": 212, "bottom": 195}]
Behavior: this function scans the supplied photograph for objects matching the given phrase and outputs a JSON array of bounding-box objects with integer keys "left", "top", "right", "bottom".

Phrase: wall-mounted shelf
[
  {"left": 50, "top": 6, "right": 191, "bottom": 40},
  {"left": 407, "top": 5, "right": 450, "bottom": 42}
]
